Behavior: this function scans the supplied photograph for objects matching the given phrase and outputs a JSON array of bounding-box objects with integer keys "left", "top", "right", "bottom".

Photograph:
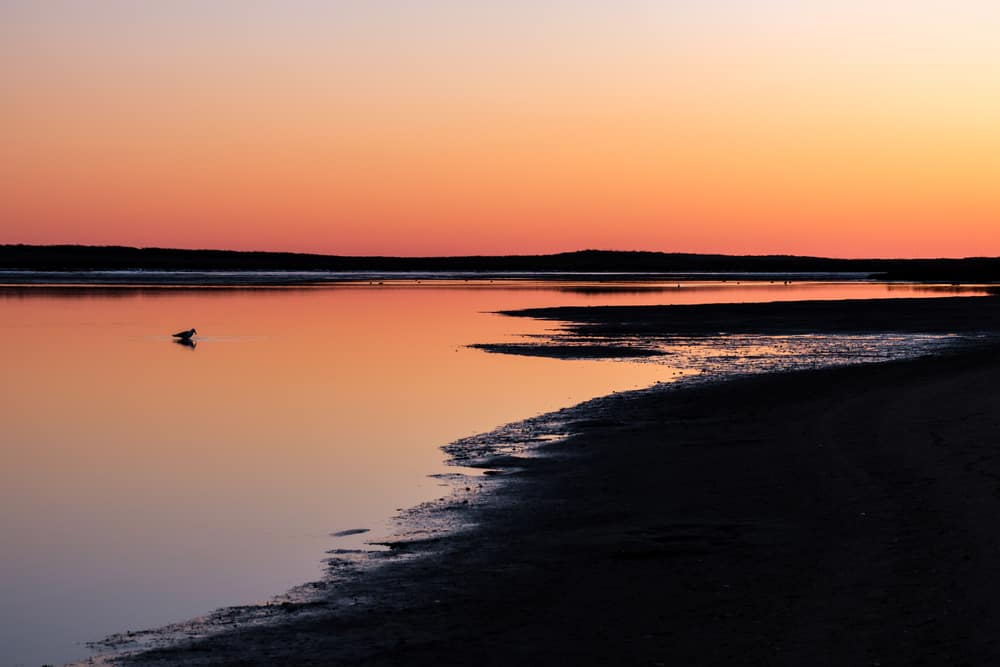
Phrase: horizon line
[{"left": 3, "top": 243, "right": 999, "bottom": 263}]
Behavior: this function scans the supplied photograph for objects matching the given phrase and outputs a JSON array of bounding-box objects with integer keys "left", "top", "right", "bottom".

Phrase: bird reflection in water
[{"left": 172, "top": 327, "right": 197, "bottom": 350}]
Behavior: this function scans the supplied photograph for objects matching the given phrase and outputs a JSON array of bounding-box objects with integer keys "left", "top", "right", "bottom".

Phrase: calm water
[{"left": 0, "top": 280, "right": 985, "bottom": 666}]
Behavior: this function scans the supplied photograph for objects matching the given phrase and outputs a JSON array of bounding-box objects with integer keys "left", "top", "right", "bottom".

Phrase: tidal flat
[{"left": 77, "top": 293, "right": 1000, "bottom": 666}]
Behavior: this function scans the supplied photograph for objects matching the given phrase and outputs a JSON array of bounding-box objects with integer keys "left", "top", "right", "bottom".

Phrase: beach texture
[
  {"left": 107, "top": 348, "right": 1000, "bottom": 665},
  {"left": 109, "top": 332, "right": 1000, "bottom": 665}
]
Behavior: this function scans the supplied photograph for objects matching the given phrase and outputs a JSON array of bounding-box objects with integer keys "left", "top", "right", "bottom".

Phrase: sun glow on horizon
[{"left": 2, "top": 1, "right": 999, "bottom": 258}]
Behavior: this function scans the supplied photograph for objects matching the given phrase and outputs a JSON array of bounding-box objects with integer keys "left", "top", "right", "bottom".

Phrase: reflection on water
[
  {"left": 0, "top": 277, "right": 995, "bottom": 300},
  {"left": 641, "top": 332, "right": 966, "bottom": 375},
  {"left": 0, "top": 279, "right": 989, "bottom": 666}
]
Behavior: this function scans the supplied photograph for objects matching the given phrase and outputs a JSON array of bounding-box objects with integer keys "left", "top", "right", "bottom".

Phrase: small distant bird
[{"left": 172, "top": 328, "right": 197, "bottom": 340}]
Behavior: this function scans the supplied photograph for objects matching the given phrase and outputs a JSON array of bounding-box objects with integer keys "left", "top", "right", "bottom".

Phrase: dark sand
[
  {"left": 499, "top": 295, "right": 1000, "bottom": 336},
  {"left": 107, "top": 298, "right": 1000, "bottom": 666},
  {"left": 470, "top": 342, "right": 666, "bottom": 358}
]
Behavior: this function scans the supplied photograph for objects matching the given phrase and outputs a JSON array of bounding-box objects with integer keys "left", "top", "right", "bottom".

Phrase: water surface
[{"left": 0, "top": 280, "right": 986, "bottom": 666}]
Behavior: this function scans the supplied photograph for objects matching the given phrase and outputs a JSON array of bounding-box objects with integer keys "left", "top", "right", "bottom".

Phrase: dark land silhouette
[{"left": 4, "top": 244, "right": 1000, "bottom": 280}]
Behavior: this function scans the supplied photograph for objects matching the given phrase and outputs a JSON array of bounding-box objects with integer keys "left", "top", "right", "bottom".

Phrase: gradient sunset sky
[{"left": 2, "top": 1, "right": 998, "bottom": 257}]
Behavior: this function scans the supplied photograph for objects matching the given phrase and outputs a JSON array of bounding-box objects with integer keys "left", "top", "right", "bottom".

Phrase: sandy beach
[{"left": 104, "top": 296, "right": 1000, "bottom": 666}]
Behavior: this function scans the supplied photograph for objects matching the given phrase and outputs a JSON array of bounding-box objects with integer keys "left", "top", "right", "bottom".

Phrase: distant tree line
[{"left": 1, "top": 244, "right": 999, "bottom": 280}]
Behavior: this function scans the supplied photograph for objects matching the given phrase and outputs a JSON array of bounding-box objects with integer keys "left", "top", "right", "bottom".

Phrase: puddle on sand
[
  {"left": 633, "top": 332, "right": 979, "bottom": 376},
  {"left": 508, "top": 330, "right": 989, "bottom": 378}
]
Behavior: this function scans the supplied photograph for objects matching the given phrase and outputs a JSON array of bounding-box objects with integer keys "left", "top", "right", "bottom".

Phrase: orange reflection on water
[
  {"left": 0, "top": 284, "right": 679, "bottom": 665},
  {"left": 0, "top": 279, "right": 986, "bottom": 665}
]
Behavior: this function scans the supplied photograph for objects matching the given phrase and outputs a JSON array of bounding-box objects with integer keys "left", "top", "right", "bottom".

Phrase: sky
[{"left": 2, "top": 1, "right": 998, "bottom": 258}]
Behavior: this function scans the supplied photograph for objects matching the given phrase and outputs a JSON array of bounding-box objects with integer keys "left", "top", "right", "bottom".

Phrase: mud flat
[
  {"left": 95, "top": 297, "right": 1000, "bottom": 666},
  {"left": 496, "top": 294, "right": 1000, "bottom": 336}
]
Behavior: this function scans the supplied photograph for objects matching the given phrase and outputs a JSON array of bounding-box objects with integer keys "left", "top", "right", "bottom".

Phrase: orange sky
[{"left": 2, "top": 1, "right": 998, "bottom": 257}]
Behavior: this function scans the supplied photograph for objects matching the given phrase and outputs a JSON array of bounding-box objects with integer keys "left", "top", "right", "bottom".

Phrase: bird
[{"left": 172, "top": 328, "right": 197, "bottom": 340}]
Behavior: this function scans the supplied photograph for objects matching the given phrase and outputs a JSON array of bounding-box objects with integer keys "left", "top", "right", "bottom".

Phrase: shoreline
[
  {"left": 86, "top": 333, "right": 1000, "bottom": 665},
  {"left": 1, "top": 270, "right": 887, "bottom": 287},
  {"left": 6, "top": 245, "right": 1000, "bottom": 283},
  {"left": 74, "top": 295, "right": 1000, "bottom": 665},
  {"left": 497, "top": 294, "right": 1000, "bottom": 336}
]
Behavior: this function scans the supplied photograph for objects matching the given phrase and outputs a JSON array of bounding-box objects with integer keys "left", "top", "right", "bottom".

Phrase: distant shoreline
[
  {"left": 4, "top": 244, "right": 1000, "bottom": 281},
  {"left": 0, "top": 269, "right": 879, "bottom": 286}
]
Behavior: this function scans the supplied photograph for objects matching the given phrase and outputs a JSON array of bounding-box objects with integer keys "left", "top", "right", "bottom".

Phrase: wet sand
[
  {"left": 498, "top": 294, "right": 1000, "bottom": 335},
  {"left": 107, "top": 297, "right": 1000, "bottom": 666}
]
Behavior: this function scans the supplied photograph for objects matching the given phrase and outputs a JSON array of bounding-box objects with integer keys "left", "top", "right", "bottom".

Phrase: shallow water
[{"left": 0, "top": 280, "right": 987, "bottom": 666}]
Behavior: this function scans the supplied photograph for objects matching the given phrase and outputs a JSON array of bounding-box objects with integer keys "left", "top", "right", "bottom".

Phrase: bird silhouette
[{"left": 172, "top": 328, "right": 197, "bottom": 340}]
